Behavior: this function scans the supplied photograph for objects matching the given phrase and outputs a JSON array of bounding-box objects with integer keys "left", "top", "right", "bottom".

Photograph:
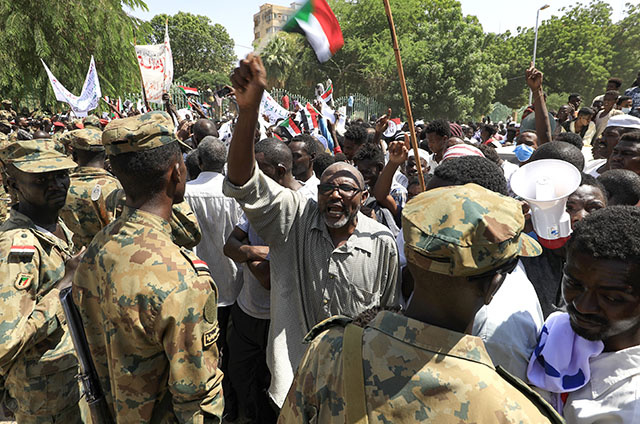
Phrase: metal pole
[{"left": 529, "top": 8, "right": 541, "bottom": 106}]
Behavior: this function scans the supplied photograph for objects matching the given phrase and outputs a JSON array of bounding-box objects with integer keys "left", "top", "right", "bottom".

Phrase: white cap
[{"left": 607, "top": 114, "right": 640, "bottom": 130}]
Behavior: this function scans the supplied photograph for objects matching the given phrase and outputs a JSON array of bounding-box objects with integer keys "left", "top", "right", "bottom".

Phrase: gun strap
[{"left": 343, "top": 324, "right": 369, "bottom": 424}]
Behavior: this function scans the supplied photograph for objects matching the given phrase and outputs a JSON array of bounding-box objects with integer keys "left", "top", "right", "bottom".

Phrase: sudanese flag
[{"left": 283, "top": 0, "right": 344, "bottom": 63}]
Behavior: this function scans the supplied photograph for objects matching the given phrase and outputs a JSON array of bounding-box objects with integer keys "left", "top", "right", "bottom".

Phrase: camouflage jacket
[
  {"left": 0, "top": 208, "right": 81, "bottom": 417},
  {"left": 0, "top": 185, "right": 9, "bottom": 225},
  {"left": 72, "top": 206, "right": 224, "bottom": 422},
  {"left": 278, "top": 311, "right": 564, "bottom": 424},
  {"left": 104, "top": 188, "right": 202, "bottom": 249},
  {"left": 59, "top": 166, "right": 122, "bottom": 248}
]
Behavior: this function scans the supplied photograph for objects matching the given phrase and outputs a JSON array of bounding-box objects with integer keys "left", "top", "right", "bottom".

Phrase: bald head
[
  {"left": 321, "top": 162, "right": 365, "bottom": 189},
  {"left": 192, "top": 119, "right": 219, "bottom": 144}
]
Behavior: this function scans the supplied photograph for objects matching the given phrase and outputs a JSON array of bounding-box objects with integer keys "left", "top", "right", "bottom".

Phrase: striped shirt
[{"left": 223, "top": 166, "right": 400, "bottom": 407}]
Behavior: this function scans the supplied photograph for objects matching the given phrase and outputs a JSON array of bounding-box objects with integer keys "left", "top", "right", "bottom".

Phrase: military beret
[
  {"left": 102, "top": 111, "right": 177, "bottom": 156},
  {"left": 0, "top": 139, "right": 76, "bottom": 173},
  {"left": 69, "top": 128, "right": 104, "bottom": 151},
  {"left": 402, "top": 183, "right": 541, "bottom": 277}
]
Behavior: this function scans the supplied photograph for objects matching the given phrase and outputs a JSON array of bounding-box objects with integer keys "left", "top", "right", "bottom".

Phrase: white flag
[
  {"left": 260, "top": 91, "right": 290, "bottom": 124},
  {"left": 41, "top": 56, "right": 101, "bottom": 117},
  {"left": 135, "top": 24, "right": 173, "bottom": 104}
]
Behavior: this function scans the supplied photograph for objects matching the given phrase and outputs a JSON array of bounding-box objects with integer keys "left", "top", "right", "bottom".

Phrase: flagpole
[
  {"left": 382, "top": 0, "right": 426, "bottom": 192},
  {"left": 133, "top": 34, "right": 151, "bottom": 112}
]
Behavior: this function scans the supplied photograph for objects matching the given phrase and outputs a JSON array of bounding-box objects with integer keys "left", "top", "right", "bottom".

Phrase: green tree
[
  {"left": 277, "top": 0, "right": 504, "bottom": 120},
  {"left": 609, "top": 3, "right": 640, "bottom": 88},
  {"left": 148, "top": 12, "right": 236, "bottom": 84},
  {"left": 0, "top": 0, "right": 148, "bottom": 108},
  {"left": 489, "top": 1, "right": 617, "bottom": 108},
  {"left": 262, "top": 33, "right": 299, "bottom": 89}
]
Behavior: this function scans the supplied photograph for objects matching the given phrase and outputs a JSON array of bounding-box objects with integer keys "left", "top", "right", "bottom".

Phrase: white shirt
[
  {"left": 501, "top": 160, "right": 520, "bottom": 195},
  {"left": 584, "top": 159, "right": 607, "bottom": 178},
  {"left": 235, "top": 215, "right": 271, "bottom": 320},
  {"left": 563, "top": 344, "right": 640, "bottom": 424},
  {"left": 473, "top": 260, "right": 544, "bottom": 381},
  {"left": 297, "top": 173, "right": 319, "bottom": 200},
  {"left": 185, "top": 171, "right": 244, "bottom": 306}
]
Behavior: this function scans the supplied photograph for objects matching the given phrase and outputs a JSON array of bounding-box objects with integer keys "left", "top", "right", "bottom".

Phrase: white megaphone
[{"left": 510, "top": 159, "right": 581, "bottom": 249}]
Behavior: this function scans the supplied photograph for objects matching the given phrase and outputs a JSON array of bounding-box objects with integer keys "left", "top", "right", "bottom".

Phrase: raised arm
[
  {"left": 227, "top": 55, "right": 267, "bottom": 186},
  {"left": 373, "top": 139, "right": 409, "bottom": 216},
  {"left": 526, "top": 64, "right": 552, "bottom": 145}
]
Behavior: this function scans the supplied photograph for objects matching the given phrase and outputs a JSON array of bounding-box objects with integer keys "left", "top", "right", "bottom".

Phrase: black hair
[
  {"left": 530, "top": 141, "right": 585, "bottom": 171},
  {"left": 185, "top": 149, "right": 201, "bottom": 181},
  {"left": 197, "top": 136, "right": 226, "bottom": 172},
  {"left": 109, "top": 141, "right": 182, "bottom": 199},
  {"left": 433, "top": 156, "right": 508, "bottom": 195},
  {"left": 477, "top": 144, "right": 500, "bottom": 164},
  {"left": 569, "top": 93, "right": 582, "bottom": 101},
  {"left": 352, "top": 143, "right": 384, "bottom": 166},
  {"left": 334, "top": 152, "right": 348, "bottom": 162},
  {"left": 598, "top": 169, "right": 640, "bottom": 206},
  {"left": 482, "top": 123, "right": 498, "bottom": 136},
  {"left": 578, "top": 107, "right": 594, "bottom": 117},
  {"left": 569, "top": 206, "right": 640, "bottom": 265},
  {"left": 73, "top": 149, "right": 106, "bottom": 167},
  {"left": 344, "top": 125, "right": 368, "bottom": 146},
  {"left": 617, "top": 95, "right": 632, "bottom": 106},
  {"left": 313, "top": 152, "right": 335, "bottom": 178},
  {"left": 578, "top": 173, "right": 608, "bottom": 199},
  {"left": 604, "top": 90, "right": 620, "bottom": 99},
  {"left": 620, "top": 131, "right": 640, "bottom": 144},
  {"left": 290, "top": 134, "right": 323, "bottom": 157},
  {"left": 192, "top": 119, "right": 219, "bottom": 143},
  {"left": 555, "top": 132, "right": 584, "bottom": 149},
  {"left": 255, "top": 137, "right": 293, "bottom": 171},
  {"left": 607, "top": 77, "right": 623, "bottom": 89},
  {"left": 425, "top": 119, "right": 451, "bottom": 138}
]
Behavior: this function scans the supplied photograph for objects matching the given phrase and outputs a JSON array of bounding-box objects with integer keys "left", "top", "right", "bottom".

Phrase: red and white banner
[{"left": 135, "top": 24, "right": 173, "bottom": 103}]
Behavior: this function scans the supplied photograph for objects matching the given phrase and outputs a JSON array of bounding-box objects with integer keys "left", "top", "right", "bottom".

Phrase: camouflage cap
[
  {"left": 2, "top": 99, "right": 11, "bottom": 105},
  {"left": 402, "top": 183, "right": 541, "bottom": 277},
  {"left": 83, "top": 115, "right": 101, "bottom": 128},
  {"left": 102, "top": 111, "right": 177, "bottom": 155},
  {"left": 0, "top": 139, "right": 76, "bottom": 173},
  {"left": 69, "top": 128, "right": 104, "bottom": 151}
]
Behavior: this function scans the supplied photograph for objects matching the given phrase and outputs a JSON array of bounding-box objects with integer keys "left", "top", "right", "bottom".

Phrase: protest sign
[
  {"left": 135, "top": 24, "right": 173, "bottom": 104},
  {"left": 41, "top": 56, "right": 101, "bottom": 117}
]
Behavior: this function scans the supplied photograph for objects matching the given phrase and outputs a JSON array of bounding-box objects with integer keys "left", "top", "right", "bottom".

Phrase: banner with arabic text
[
  {"left": 41, "top": 56, "right": 101, "bottom": 117},
  {"left": 135, "top": 24, "right": 173, "bottom": 103}
]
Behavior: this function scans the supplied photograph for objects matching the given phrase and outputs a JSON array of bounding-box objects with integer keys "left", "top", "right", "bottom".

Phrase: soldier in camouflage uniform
[
  {"left": 59, "top": 128, "right": 122, "bottom": 247},
  {"left": 0, "top": 139, "right": 85, "bottom": 423},
  {"left": 82, "top": 115, "right": 101, "bottom": 129},
  {"left": 279, "top": 183, "right": 565, "bottom": 423},
  {"left": 72, "top": 111, "right": 224, "bottom": 422}
]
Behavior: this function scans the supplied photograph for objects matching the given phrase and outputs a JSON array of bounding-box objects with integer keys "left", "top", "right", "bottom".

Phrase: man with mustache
[
  {"left": 558, "top": 206, "right": 640, "bottom": 423},
  {"left": 0, "top": 139, "right": 86, "bottom": 422},
  {"left": 222, "top": 54, "right": 399, "bottom": 411}
]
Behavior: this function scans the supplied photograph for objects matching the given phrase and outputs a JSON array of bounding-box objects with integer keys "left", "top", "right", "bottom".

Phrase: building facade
[{"left": 253, "top": 3, "right": 299, "bottom": 44}]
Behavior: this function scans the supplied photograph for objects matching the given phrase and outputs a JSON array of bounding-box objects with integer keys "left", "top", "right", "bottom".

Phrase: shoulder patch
[
  {"left": 14, "top": 273, "right": 33, "bottom": 290},
  {"left": 180, "top": 248, "right": 210, "bottom": 276},
  {"left": 9, "top": 231, "right": 36, "bottom": 258},
  {"left": 204, "top": 291, "right": 218, "bottom": 324},
  {"left": 495, "top": 366, "right": 565, "bottom": 423},
  {"left": 203, "top": 325, "right": 219, "bottom": 348},
  {"left": 304, "top": 315, "right": 353, "bottom": 344}
]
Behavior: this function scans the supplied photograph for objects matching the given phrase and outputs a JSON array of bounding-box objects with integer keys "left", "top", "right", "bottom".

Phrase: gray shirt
[{"left": 223, "top": 165, "right": 399, "bottom": 406}]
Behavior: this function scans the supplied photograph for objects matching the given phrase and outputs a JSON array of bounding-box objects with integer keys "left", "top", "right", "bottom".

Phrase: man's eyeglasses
[{"left": 318, "top": 183, "right": 362, "bottom": 198}]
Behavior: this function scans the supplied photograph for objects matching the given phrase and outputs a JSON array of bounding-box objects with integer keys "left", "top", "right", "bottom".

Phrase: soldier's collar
[
  {"left": 121, "top": 205, "right": 173, "bottom": 236},
  {"left": 368, "top": 310, "right": 494, "bottom": 369}
]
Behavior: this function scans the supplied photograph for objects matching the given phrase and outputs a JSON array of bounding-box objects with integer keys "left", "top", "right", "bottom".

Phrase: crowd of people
[{"left": 1, "top": 53, "right": 640, "bottom": 424}]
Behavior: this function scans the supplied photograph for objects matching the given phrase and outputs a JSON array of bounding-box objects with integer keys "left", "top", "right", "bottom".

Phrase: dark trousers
[
  {"left": 227, "top": 303, "right": 276, "bottom": 424},
  {"left": 218, "top": 305, "right": 238, "bottom": 416}
]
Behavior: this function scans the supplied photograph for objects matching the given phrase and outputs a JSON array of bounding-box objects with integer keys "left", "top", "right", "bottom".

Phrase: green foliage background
[{"left": 1, "top": 0, "right": 638, "bottom": 120}]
